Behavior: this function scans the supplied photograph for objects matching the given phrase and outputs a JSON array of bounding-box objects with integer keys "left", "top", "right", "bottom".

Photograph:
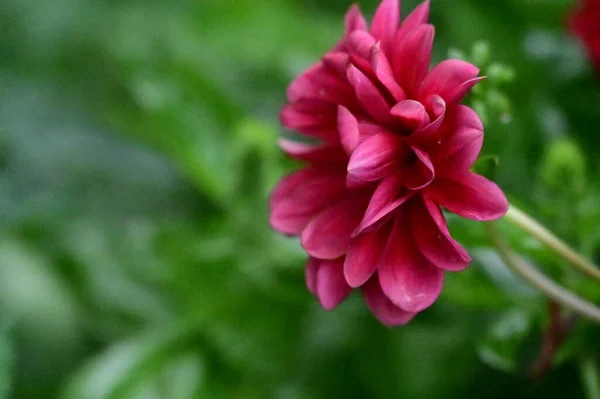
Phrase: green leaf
[
  {"left": 0, "top": 327, "right": 12, "bottom": 399},
  {"left": 477, "top": 309, "right": 536, "bottom": 373},
  {"left": 61, "top": 326, "right": 203, "bottom": 399}
]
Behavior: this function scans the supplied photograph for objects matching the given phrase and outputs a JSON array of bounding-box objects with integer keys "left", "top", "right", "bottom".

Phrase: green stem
[
  {"left": 581, "top": 357, "right": 600, "bottom": 399},
  {"left": 504, "top": 205, "right": 600, "bottom": 284},
  {"left": 486, "top": 223, "right": 600, "bottom": 324}
]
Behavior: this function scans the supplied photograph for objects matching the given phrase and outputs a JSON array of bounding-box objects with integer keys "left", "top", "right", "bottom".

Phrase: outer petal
[
  {"left": 347, "top": 132, "right": 402, "bottom": 182},
  {"left": 280, "top": 100, "right": 338, "bottom": 142},
  {"left": 279, "top": 139, "right": 348, "bottom": 165},
  {"left": 345, "top": 4, "right": 368, "bottom": 36},
  {"left": 270, "top": 171, "right": 347, "bottom": 235},
  {"left": 370, "top": 0, "right": 400, "bottom": 47},
  {"left": 270, "top": 168, "right": 313, "bottom": 210},
  {"left": 397, "top": 0, "right": 430, "bottom": 39},
  {"left": 370, "top": 42, "right": 406, "bottom": 102},
  {"left": 311, "top": 257, "right": 353, "bottom": 310},
  {"left": 436, "top": 127, "right": 483, "bottom": 172},
  {"left": 323, "top": 51, "right": 350, "bottom": 78},
  {"left": 419, "top": 60, "right": 481, "bottom": 105},
  {"left": 361, "top": 276, "right": 417, "bottom": 326},
  {"left": 338, "top": 106, "right": 360, "bottom": 155},
  {"left": 287, "top": 62, "right": 355, "bottom": 106},
  {"left": 427, "top": 171, "right": 509, "bottom": 221},
  {"left": 392, "top": 24, "right": 435, "bottom": 97},
  {"left": 306, "top": 257, "right": 319, "bottom": 294},
  {"left": 378, "top": 210, "right": 444, "bottom": 312},
  {"left": 347, "top": 65, "right": 393, "bottom": 124},
  {"left": 344, "top": 223, "right": 390, "bottom": 288},
  {"left": 411, "top": 196, "right": 471, "bottom": 271},
  {"left": 301, "top": 195, "right": 368, "bottom": 259},
  {"left": 355, "top": 175, "right": 413, "bottom": 234}
]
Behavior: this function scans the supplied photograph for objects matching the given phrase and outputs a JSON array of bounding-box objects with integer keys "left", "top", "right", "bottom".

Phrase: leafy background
[{"left": 1, "top": 0, "right": 600, "bottom": 398}]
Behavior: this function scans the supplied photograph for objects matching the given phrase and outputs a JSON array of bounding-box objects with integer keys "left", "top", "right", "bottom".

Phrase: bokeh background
[{"left": 2, "top": 0, "right": 600, "bottom": 398}]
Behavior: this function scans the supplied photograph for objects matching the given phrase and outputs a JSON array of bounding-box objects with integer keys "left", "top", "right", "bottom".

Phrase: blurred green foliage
[{"left": 1, "top": 0, "right": 600, "bottom": 398}]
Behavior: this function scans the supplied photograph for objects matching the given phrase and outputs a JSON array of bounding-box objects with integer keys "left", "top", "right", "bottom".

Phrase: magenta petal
[
  {"left": 344, "top": 225, "right": 390, "bottom": 288},
  {"left": 390, "top": 100, "right": 430, "bottom": 131},
  {"left": 446, "top": 77, "right": 485, "bottom": 105},
  {"left": 269, "top": 168, "right": 313, "bottom": 211},
  {"left": 370, "top": 43, "right": 406, "bottom": 102},
  {"left": 301, "top": 196, "right": 367, "bottom": 259},
  {"left": 427, "top": 171, "right": 509, "bottom": 221},
  {"left": 347, "top": 65, "right": 393, "bottom": 124},
  {"left": 392, "top": 24, "right": 434, "bottom": 97},
  {"left": 405, "top": 95, "right": 446, "bottom": 145},
  {"left": 323, "top": 52, "right": 350, "bottom": 78},
  {"left": 306, "top": 257, "right": 319, "bottom": 294},
  {"left": 315, "top": 258, "right": 353, "bottom": 310},
  {"left": 362, "top": 277, "right": 417, "bottom": 326},
  {"left": 347, "top": 133, "right": 401, "bottom": 182},
  {"left": 279, "top": 139, "right": 347, "bottom": 165},
  {"left": 280, "top": 100, "right": 338, "bottom": 141},
  {"left": 371, "top": 0, "right": 400, "bottom": 46},
  {"left": 338, "top": 106, "right": 360, "bottom": 155},
  {"left": 378, "top": 211, "right": 444, "bottom": 312},
  {"left": 397, "top": 0, "right": 430, "bottom": 38},
  {"left": 411, "top": 197, "right": 471, "bottom": 271},
  {"left": 437, "top": 127, "right": 483, "bottom": 172},
  {"left": 346, "top": 30, "right": 376, "bottom": 60},
  {"left": 270, "top": 171, "right": 347, "bottom": 235},
  {"left": 356, "top": 175, "right": 412, "bottom": 234},
  {"left": 287, "top": 62, "right": 354, "bottom": 105},
  {"left": 419, "top": 60, "right": 480, "bottom": 105},
  {"left": 453, "top": 104, "right": 484, "bottom": 131},
  {"left": 345, "top": 4, "right": 368, "bottom": 36},
  {"left": 404, "top": 146, "right": 434, "bottom": 190}
]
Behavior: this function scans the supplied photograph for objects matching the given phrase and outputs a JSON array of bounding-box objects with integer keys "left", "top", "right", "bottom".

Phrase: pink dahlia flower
[
  {"left": 569, "top": 0, "right": 600, "bottom": 71},
  {"left": 270, "top": 0, "right": 508, "bottom": 326}
]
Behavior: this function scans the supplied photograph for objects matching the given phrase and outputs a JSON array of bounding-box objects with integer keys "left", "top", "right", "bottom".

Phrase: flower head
[
  {"left": 270, "top": 0, "right": 508, "bottom": 326},
  {"left": 569, "top": 0, "right": 600, "bottom": 71}
]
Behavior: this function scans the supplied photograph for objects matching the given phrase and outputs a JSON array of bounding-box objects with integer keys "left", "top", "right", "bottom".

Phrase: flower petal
[
  {"left": 404, "top": 146, "right": 434, "bottom": 190},
  {"left": 436, "top": 127, "right": 483, "bottom": 172},
  {"left": 270, "top": 171, "right": 347, "bottom": 235},
  {"left": 427, "top": 171, "right": 509, "bottom": 221},
  {"left": 280, "top": 100, "right": 338, "bottom": 141},
  {"left": 397, "top": 0, "right": 430, "bottom": 39},
  {"left": 362, "top": 276, "right": 417, "bottom": 326},
  {"left": 370, "top": 0, "right": 400, "bottom": 47},
  {"left": 287, "top": 62, "right": 354, "bottom": 105},
  {"left": 370, "top": 42, "right": 406, "bottom": 102},
  {"left": 344, "top": 224, "right": 390, "bottom": 287},
  {"left": 347, "top": 65, "right": 393, "bottom": 124},
  {"left": 301, "top": 195, "right": 368, "bottom": 259},
  {"left": 411, "top": 196, "right": 471, "bottom": 271},
  {"left": 392, "top": 24, "right": 435, "bottom": 97},
  {"left": 378, "top": 210, "right": 444, "bottom": 312},
  {"left": 306, "top": 257, "right": 319, "bottom": 294},
  {"left": 356, "top": 175, "right": 413, "bottom": 234},
  {"left": 405, "top": 95, "right": 446, "bottom": 145},
  {"left": 323, "top": 51, "right": 350, "bottom": 78},
  {"left": 312, "top": 257, "right": 353, "bottom": 310},
  {"left": 347, "top": 132, "right": 401, "bottom": 182},
  {"left": 391, "top": 100, "right": 430, "bottom": 132},
  {"left": 279, "top": 139, "right": 347, "bottom": 165},
  {"left": 338, "top": 106, "right": 360, "bottom": 155},
  {"left": 419, "top": 60, "right": 481, "bottom": 105},
  {"left": 345, "top": 4, "right": 368, "bottom": 36}
]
